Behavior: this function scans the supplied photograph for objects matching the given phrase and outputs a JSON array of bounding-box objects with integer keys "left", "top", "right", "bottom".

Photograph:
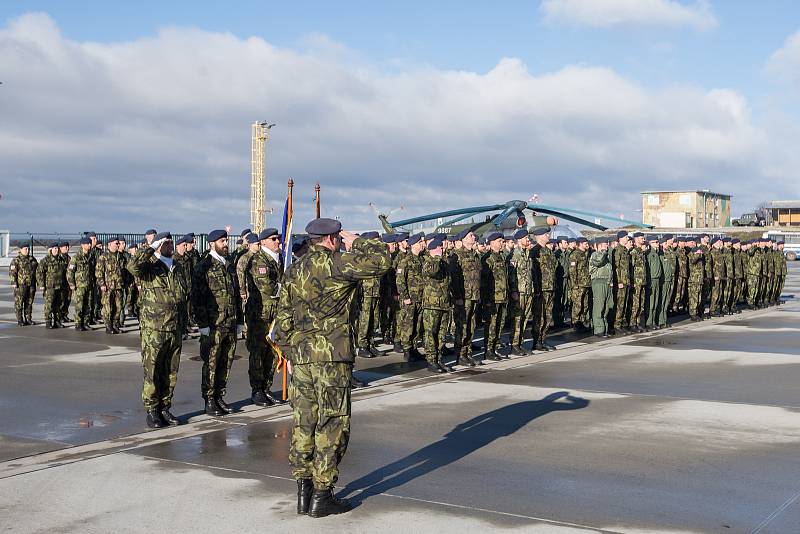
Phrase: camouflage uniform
[
  {"left": 613, "top": 246, "right": 631, "bottom": 330},
  {"left": 379, "top": 250, "right": 400, "bottom": 343},
  {"left": 589, "top": 249, "right": 613, "bottom": 335},
  {"left": 554, "top": 248, "right": 569, "bottom": 326},
  {"left": 244, "top": 249, "right": 283, "bottom": 394},
  {"left": 688, "top": 251, "right": 704, "bottom": 318},
  {"left": 128, "top": 248, "right": 188, "bottom": 411},
  {"left": 118, "top": 248, "right": 132, "bottom": 324},
  {"left": 709, "top": 248, "right": 725, "bottom": 314},
  {"left": 509, "top": 246, "right": 535, "bottom": 349},
  {"left": 396, "top": 252, "right": 425, "bottom": 352},
  {"left": 450, "top": 247, "right": 481, "bottom": 359},
  {"left": 184, "top": 247, "right": 201, "bottom": 325},
  {"left": 9, "top": 252, "right": 37, "bottom": 324},
  {"left": 276, "top": 237, "right": 390, "bottom": 490},
  {"left": 37, "top": 253, "right": 67, "bottom": 326},
  {"left": 659, "top": 247, "right": 676, "bottom": 326},
  {"left": 192, "top": 252, "right": 243, "bottom": 402},
  {"left": 776, "top": 249, "right": 787, "bottom": 302},
  {"left": 89, "top": 247, "right": 103, "bottom": 321},
  {"left": 644, "top": 247, "right": 662, "bottom": 328},
  {"left": 673, "top": 247, "right": 688, "bottom": 312},
  {"left": 67, "top": 248, "right": 95, "bottom": 328},
  {"left": 569, "top": 249, "right": 590, "bottom": 328},
  {"left": 733, "top": 248, "right": 745, "bottom": 308},
  {"left": 356, "top": 276, "right": 381, "bottom": 349},
  {"left": 95, "top": 250, "right": 126, "bottom": 331},
  {"left": 534, "top": 244, "right": 557, "bottom": 346},
  {"left": 629, "top": 247, "right": 647, "bottom": 328},
  {"left": 421, "top": 254, "right": 450, "bottom": 365},
  {"left": 722, "top": 247, "right": 734, "bottom": 313},
  {"left": 481, "top": 250, "right": 508, "bottom": 355},
  {"left": 59, "top": 251, "right": 71, "bottom": 321}
]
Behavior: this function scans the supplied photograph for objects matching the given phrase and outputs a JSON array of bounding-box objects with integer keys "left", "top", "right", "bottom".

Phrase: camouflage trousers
[
  {"left": 13, "top": 285, "right": 35, "bottom": 322},
  {"left": 60, "top": 286, "right": 72, "bottom": 320},
  {"left": 454, "top": 299, "right": 479, "bottom": 357},
  {"left": 422, "top": 308, "right": 447, "bottom": 363},
  {"left": 398, "top": 301, "right": 424, "bottom": 351},
  {"left": 645, "top": 281, "right": 661, "bottom": 328},
  {"left": 245, "top": 308, "right": 278, "bottom": 393},
  {"left": 200, "top": 328, "right": 236, "bottom": 400},
  {"left": 659, "top": 278, "right": 674, "bottom": 326},
  {"left": 140, "top": 328, "right": 181, "bottom": 410},
  {"left": 591, "top": 280, "right": 613, "bottom": 335},
  {"left": 570, "top": 287, "right": 590, "bottom": 327},
  {"left": 289, "top": 362, "right": 351, "bottom": 490},
  {"left": 356, "top": 296, "right": 380, "bottom": 348},
  {"left": 91, "top": 284, "right": 102, "bottom": 320},
  {"left": 127, "top": 284, "right": 139, "bottom": 315},
  {"left": 102, "top": 289, "right": 123, "bottom": 328},
  {"left": 379, "top": 294, "right": 399, "bottom": 341},
  {"left": 511, "top": 293, "right": 534, "bottom": 348},
  {"left": 629, "top": 284, "right": 645, "bottom": 327},
  {"left": 710, "top": 280, "right": 725, "bottom": 314},
  {"left": 688, "top": 282, "right": 703, "bottom": 317},
  {"left": 483, "top": 302, "right": 507, "bottom": 352},
  {"left": 43, "top": 287, "right": 63, "bottom": 322},
  {"left": 536, "top": 291, "right": 554, "bottom": 343},
  {"left": 559, "top": 281, "right": 571, "bottom": 325},
  {"left": 614, "top": 285, "right": 629, "bottom": 330},
  {"left": 72, "top": 285, "right": 92, "bottom": 325},
  {"left": 673, "top": 276, "right": 687, "bottom": 312},
  {"left": 776, "top": 275, "right": 785, "bottom": 302}
]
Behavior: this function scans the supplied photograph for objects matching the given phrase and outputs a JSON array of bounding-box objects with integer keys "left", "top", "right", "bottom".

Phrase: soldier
[
  {"left": 118, "top": 238, "right": 131, "bottom": 325},
  {"left": 230, "top": 229, "right": 251, "bottom": 265},
  {"left": 128, "top": 232, "right": 188, "bottom": 428},
  {"left": 172, "top": 235, "right": 194, "bottom": 338},
  {"left": 709, "top": 238, "right": 726, "bottom": 316},
  {"left": 629, "top": 235, "right": 648, "bottom": 332},
  {"left": 449, "top": 230, "right": 482, "bottom": 367},
  {"left": 38, "top": 242, "right": 67, "bottom": 329},
  {"left": 687, "top": 246, "right": 705, "bottom": 321},
  {"left": 644, "top": 236, "right": 663, "bottom": 330},
  {"left": 532, "top": 227, "right": 557, "bottom": 351},
  {"left": 776, "top": 241, "right": 787, "bottom": 303},
  {"left": 236, "top": 232, "right": 260, "bottom": 329},
  {"left": 731, "top": 238, "right": 744, "bottom": 312},
  {"left": 673, "top": 237, "right": 688, "bottom": 313},
  {"left": 183, "top": 233, "right": 200, "bottom": 327},
  {"left": 659, "top": 235, "right": 676, "bottom": 328},
  {"left": 379, "top": 234, "right": 400, "bottom": 347},
  {"left": 768, "top": 241, "right": 780, "bottom": 306},
  {"left": 86, "top": 231, "right": 103, "bottom": 324},
  {"left": 9, "top": 243, "right": 37, "bottom": 326},
  {"left": 396, "top": 233, "right": 426, "bottom": 362},
  {"left": 721, "top": 238, "right": 734, "bottom": 314},
  {"left": 355, "top": 231, "right": 382, "bottom": 357},
  {"left": 96, "top": 237, "right": 126, "bottom": 334},
  {"left": 421, "top": 235, "right": 451, "bottom": 373},
  {"left": 589, "top": 237, "right": 613, "bottom": 337},
  {"left": 67, "top": 237, "right": 95, "bottom": 331},
  {"left": 612, "top": 231, "right": 631, "bottom": 334},
  {"left": 481, "top": 232, "right": 508, "bottom": 361},
  {"left": 57, "top": 241, "right": 72, "bottom": 323},
  {"left": 699, "top": 233, "right": 713, "bottom": 316},
  {"left": 509, "top": 229, "right": 534, "bottom": 355},
  {"left": 569, "top": 237, "right": 591, "bottom": 331},
  {"left": 244, "top": 228, "right": 284, "bottom": 406},
  {"left": 746, "top": 239, "right": 762, "bottom": 309},
  {"left": 276, "top": 218, "right": 390, "bottom": 518}
]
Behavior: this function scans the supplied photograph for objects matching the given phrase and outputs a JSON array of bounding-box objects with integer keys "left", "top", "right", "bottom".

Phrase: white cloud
[
  {"left": 766, "top": 30, "right": 800, "bottom": 86},
  {"left": 540, "top": 0, "right": 718, "bottom": 30},
  {"left": 0, "top": 13, "right": 791, "bottom": 235}
]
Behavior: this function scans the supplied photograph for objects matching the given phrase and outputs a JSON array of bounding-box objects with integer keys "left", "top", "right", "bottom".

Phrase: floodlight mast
[{"left": 250, "top": 121, "right": 275, "bottom": 233}]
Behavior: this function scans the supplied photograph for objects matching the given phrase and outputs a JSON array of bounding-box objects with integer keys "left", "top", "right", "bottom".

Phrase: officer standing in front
[
  {"left": 276, "top": 218, "right": 390, "bottom": 518},
  {"left": 9, "top": 243, "right": 38, "bottom": 326},
  {"left": 67, "top": 237, "right": 95, "bottom": 331}
]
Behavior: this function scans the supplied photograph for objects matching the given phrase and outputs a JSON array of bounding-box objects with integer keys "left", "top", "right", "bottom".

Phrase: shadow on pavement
[{"left": 340, "top": 390, "right": 589, "bottom": 506}]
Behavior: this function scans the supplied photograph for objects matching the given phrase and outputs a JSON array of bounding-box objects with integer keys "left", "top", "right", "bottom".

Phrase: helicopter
[{"left": 377, "top": 199, "right": 652, "bottom": 238}]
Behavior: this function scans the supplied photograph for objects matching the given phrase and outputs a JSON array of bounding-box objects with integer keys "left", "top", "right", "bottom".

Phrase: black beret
[
  {"left": 175, "top": 235, "right": 188, "bottom": 246},
  {"left": 427, "top": 236, "right": 445, "bottom": 250},
  {"left": 699, "top": 233, "right": 709, "bottom": 239},
  {"left": 305, "top": 218, "right": 341, "bottom": 237},
  {"left": 79, "top": 237, "right": 91, "bottom": 245},
  {"left": 154, "top": 231, "right": 172, "bottom": 241},
  {"left": 616, "top": 231, "right": 629, "bottom": 239},
  {"left": 181, "top": 234, "right": 194, "bottom": 244},
  {"left": 710, "top": 237, "right": 720, "bottom": 245},
  {"left": 208, "top": 229, "right": 227, "bottom": 242},
  {"left": 648, "top": 235, "right": 660, "bottom": 242},
  {"left": 453, "top": 229, "right": 469, "bottom": 241},
  {"left": 259, "top": 228, "right": 279, "bottom": 240},
  {"left": 49, "top": 242, "right": 59, "bottom": 248},
  {"left": 567, "top": 237, "right": 576, "bottom": 244},
  {"left": 658, "top": 237, "right": 668, "bottom": 244},
  {"left": 85, "top": 231, "right": 96, "bottom": 238},
  {"left": 395, "top": 232, "right": 409, "bottom": 241},
  {"left": 59, "top": 241, "right": 69, "bottom": 247},
  {"left": 446, "top": 234, "right": 457, "bottom": 242},
  {"left": 292, "top": 237, "right": 308, "bottom": 252},
  {"left": 632, "top": 232, "right": 644, "bottom": 238},
  {"left": 244, "top": 233, "right": 259, "bottom": 244},
  {"left": 777, "top": 240, "right": 785, "bottom": 245},
  {"left": 576, "top": 237, "right": 588, "bottom": 244},
  {"left": 185, "top": 232, "right": 195, "bottom": 238},
  {"left": 423, "top": 233, "right": 436, "bottom": 241},
  {"left": 731, "top": 238, "right": 740, "bottom": 244},
  {"left": 407, "top": 233, "right": 423, "bottom": 246},
  {"left": 532, "top": 227, "right": 550, "bottom": 236},
  {"left": 692, "top": 246, "right": 703, "bottom": 253},
  {"left": 663, "top": 233, "right": 674, "bottom": 240},
  {"left": 240, "top": 228, "right": 252, "bottom": 237},
  {"left": 360, "top": 231, "right": 380, "bottom": 240},
  {"left": 145, "top": 229, "right": 157, "bottom": 236},
  {"left": 557, "top": 235, "right": 569, "bottom": 242},
  {"left": 381, "top": 233, "right": 395, "bottom": 243},
  {"left": 512, "top": 229, "right": 527, "bottom": 240},
  {"left": 140, "top": 239, "right": 148, "bottom": 245},
  {"left": 548, "top": 238, "right": 559, "bottom": 245},
  {"left": 485, "top": 231, "right": 503, "bottom": 243}
]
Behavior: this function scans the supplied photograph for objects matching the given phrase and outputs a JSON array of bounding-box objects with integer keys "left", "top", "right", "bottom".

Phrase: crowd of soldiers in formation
[{"left": 6, "top": 226, "right": 790, "bottom": 412}]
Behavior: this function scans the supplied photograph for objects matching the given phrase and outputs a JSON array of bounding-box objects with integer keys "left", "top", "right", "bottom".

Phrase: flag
[{"left": 280, "top": 194, "right": 293, "bottom": 273}]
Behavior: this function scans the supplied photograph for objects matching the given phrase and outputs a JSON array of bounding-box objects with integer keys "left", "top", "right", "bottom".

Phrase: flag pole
[{"left": 315, "top": 182, "right": 321, "bottom": 219}]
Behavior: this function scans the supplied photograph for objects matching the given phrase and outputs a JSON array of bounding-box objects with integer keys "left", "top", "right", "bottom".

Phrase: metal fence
[{"left": 9, "top": 232, "right": 209, "bottom": 254}]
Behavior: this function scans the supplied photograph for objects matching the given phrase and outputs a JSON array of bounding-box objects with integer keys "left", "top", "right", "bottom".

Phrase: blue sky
[{"left": 1, "top": 1, "right": 799, "bottom": 232}]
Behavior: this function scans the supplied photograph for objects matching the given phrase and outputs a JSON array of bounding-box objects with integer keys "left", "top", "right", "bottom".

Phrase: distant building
[
  {"left": 641, "top": 190, "right": 731, "bottom": 228},
  {"left": 769, "top": 200, "right": 800, "bottom": 226}
]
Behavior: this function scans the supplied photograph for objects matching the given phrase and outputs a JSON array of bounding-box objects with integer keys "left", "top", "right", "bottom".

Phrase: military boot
[
  {"left": 216, "top": 397, "right": 233, "bottom": 414},
  {"left": 356, "top": 348, "right": 376, "bottom": 359},
  {"left": 251, "top": 390, "right": 271, "bottom": 407},
  {"left": 204, "top": 398, "right": 225, "bottom": 417},
  {"left": 146, "top": 410, "right": 165, "bottom": 428},
  {"left": 45, "top": 319, "right": 54, "bottom": 329},
  {"left": 511, "top": 345, "right": 530, "bottom": 356},
  {"left": 308, "top": 487, "right": 352, "bottom": 518},
  {"left": 160, "top": 408, "right": 179, "bottom": 426},
  {"left": 17, "top": 314, "right": 24, "bottom": 326},
  {"left": 484, "top": 349, "right": 502, "bottom": 361},
  {"left": 350, "top": 375, "right": 367, "bottom": 388},
  {"left": 75, "top": 323, "right": 83, "bottom": 331},
  {"left": 296, "top": 479, "right": 313, "bottom": 515},
  {"left": 403, "top": 349, "right": 414, "bottom": 363},
  {"left": 436, "top": 361, "right": 451, "bottom": 373},
  {"left": 263, "top": 391, "right": 284, "bottom": 405},
  {"left": 427, "top": 362, "right": 446, "bottom": 374}
]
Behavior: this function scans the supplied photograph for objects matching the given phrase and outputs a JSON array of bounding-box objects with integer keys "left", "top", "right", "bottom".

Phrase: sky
[{"left": 1, "top": 0, "right": 800, "bottom": 233}]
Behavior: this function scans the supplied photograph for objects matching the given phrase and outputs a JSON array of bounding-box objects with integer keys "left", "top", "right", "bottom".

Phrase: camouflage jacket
[
  {"left": 67, "top": 249, "right": 94, "bottom": 288},
  {"left": 767, "top": 249, "right": 777, "bottom": 276},
  {"left": 96, "top": 251, "right": 126, "bottom": 290},
  {"left": 9, "top": 254, "right": 38, "bottom": 287},
  {"left": 37, "top": 254, "right": 66, "bottom": 289},
  {"left": 746, "top": 248, "right": 762, "bottom": 277},
  {"left": 481, "top": 251, "right": 508, "bottom": 304},
  {"left": 192, "top": 253, "right": 243, "bottom": 331},
  {"left": 534, "top": 244, "right": 557, "bottom": 292},
  {"left": 710, "top": 249, "right": 725, "bottom": 279},
  {"left": 276, "top": 238, "right": 391, "bottom": 364},
  {"left": 509, "top": 247, "right": 536, "bottom": 295},
  {"left": 422, "top": 255, "right": 450, "bottom": 310},
  {"left": 236, "top": 250, "right": 255, "bottom": 301},
  {"left": 396, "top": 252, "right": 425, "bottom": 302},
  {"left": 360, "top": 274, "right": 381, "bottom": 299},
  {"left": 128, "top": 247, "right": 188, "bottom": 332},
  {"left": 723, "top": 249, "right": 734, "bottom": 279},
  {"left": 172, "top": 253, "right": 194, "bottom": 295},
  {"left": 688, "top": 251, "right": 704, "bottom": 284},
  {"left": 556, "top": 249, "right": 570, "bottom": 292},
  {"left": 613, "top": 246, "right": 631, "bottom": 286},
  {"left": 779, "top": 251, "right": 788, "bottom": 276},
  {"left": 676, "top": 248, "right": 688, "bottom": 278},
  {"left": 381, "top": 250, "right": 399, "bottom": 301},
  {"left": 701, "top": 244, "right": 713, "bottom": 279},
  {"left": 631, "top": 248, "right": 648, "bottom": 286},
  {"left": 568, "top": 249, "right": 590, "bottom": 289},
  {"left": 589, "top": 249, "right": 612, "bottom": 281},
  {"left": 661, "top": 248, "right": 677, "bottom": 281},
  {"left": 733, "top": 249, "right": 745, "bottom": 279},
  {"left": 245, "top": 249, "right": 283, "bottom": 317},
  {"left": 646, "top": 248, "right": 663, "bottom": 284},
  {"left": 449, "top": 248, "right": 482, "bottom": 301}
]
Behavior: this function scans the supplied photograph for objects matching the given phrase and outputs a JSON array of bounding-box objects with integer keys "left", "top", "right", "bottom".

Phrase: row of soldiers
[{"left": 347, "top": 228, "right": 789, "bottom": 373}]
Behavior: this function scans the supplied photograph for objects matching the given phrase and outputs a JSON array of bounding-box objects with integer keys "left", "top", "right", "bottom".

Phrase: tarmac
[{"left": 0, "top": 264, "right": 798, "bottom": 533}]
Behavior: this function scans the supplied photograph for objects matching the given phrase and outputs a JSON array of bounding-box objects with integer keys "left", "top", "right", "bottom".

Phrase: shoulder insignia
[{"left": 258, "top": 267, "right": 267, "bottom": 274}]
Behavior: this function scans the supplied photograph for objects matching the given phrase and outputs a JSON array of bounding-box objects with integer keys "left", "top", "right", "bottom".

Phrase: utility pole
[{"left": 250, "top": 121, "right": 275, "bottom": 233}]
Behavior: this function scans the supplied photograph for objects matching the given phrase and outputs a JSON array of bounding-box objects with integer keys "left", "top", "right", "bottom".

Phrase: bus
[{"left": 762, "top": 230, "right": 800, "bottom": 261}]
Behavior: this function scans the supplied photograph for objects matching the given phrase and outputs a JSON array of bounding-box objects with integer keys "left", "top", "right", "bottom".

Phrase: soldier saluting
[
  {"left": 9, "top": 243, "right": 37, "bottom": 326},
  {"left": 276, "top": 218, "right": 390, "bottom": 518}
]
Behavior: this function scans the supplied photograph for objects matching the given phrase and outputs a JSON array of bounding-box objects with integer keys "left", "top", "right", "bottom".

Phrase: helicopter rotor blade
[
  {"left": 529, "top": 203, "right": 652, "bottom": 229},
  {"left": 389, "top": 204, "right": 505, "bottom": 228},
  {"left": 533, "top": 207, "right": 609, "bottom": 231}
]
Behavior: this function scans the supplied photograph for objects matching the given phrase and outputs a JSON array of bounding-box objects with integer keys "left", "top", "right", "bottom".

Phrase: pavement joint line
[
  {"left": 750, "top": 489, "right": 800, "bottom": 534},
  {"left": 138, "top": 455, "right": 615, "bottom": 533}
]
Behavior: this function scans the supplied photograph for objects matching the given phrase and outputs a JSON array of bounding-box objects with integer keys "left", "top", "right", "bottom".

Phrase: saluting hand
[{"left": 340, "top": 230, "right": 357, "bottom": 251}]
